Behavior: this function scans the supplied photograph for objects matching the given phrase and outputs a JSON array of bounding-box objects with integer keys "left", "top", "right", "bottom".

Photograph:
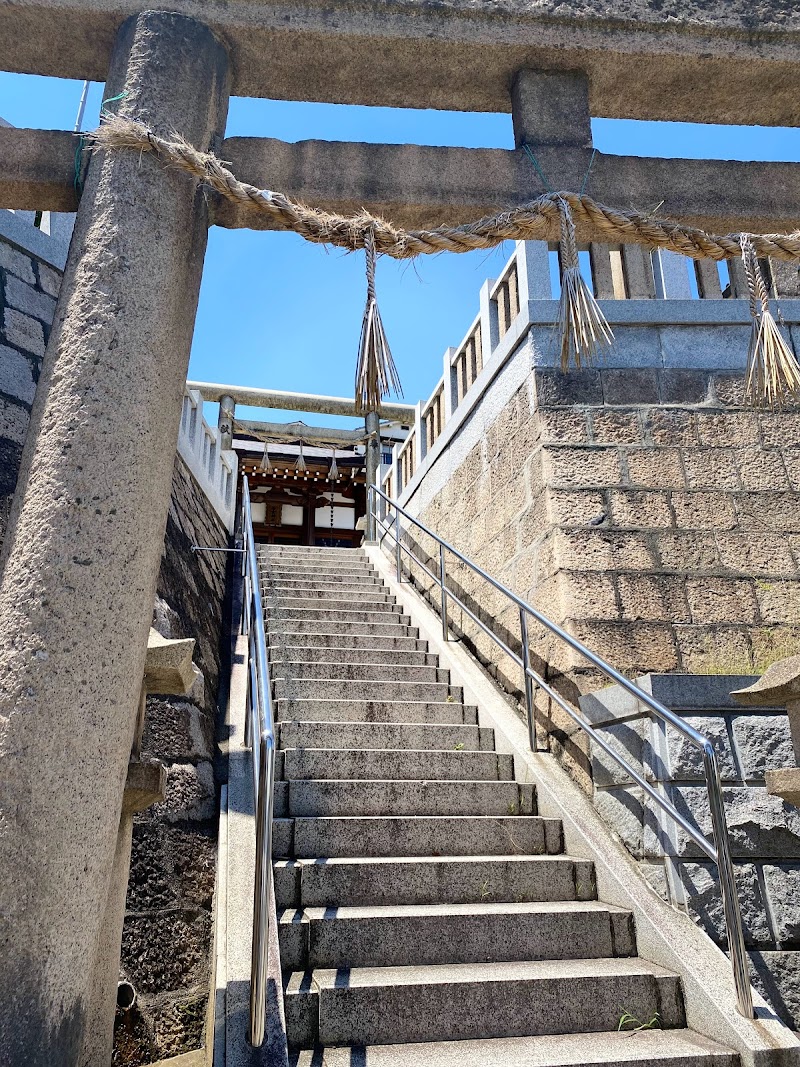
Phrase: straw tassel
[
  {"left": 259, "top": 442, "right": 272, "bottom": 472},
  {"left": 740, "top": 235, "right": 800, "bottom": 409},
  {"left": 554, "top": 195, "right": 613, "bottom": 371},
  {"left": 328, "top": 448, "right": 339, "bottom": 481},
  {"left": 294, "top": 441, "right": 307, "bottom": 473},
  {"left": 355, "top": 226, "right": 403, "bottom": 414}
]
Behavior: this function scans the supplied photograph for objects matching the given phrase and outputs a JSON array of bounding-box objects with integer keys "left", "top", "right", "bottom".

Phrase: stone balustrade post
[
  {"left": 479, "top": 279, "right": 499, "bottom": 367},
  {"left": 0, "top": 12, "right": 230, "bottom": 1065}
]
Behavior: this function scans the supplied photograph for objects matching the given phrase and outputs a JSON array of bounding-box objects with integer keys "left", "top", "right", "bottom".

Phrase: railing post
[
  {"left": 703, "top": 745, "right": 754, "bottom": 1018},
  {"left": 439, "top": 544, "right": 449, "bottom": 641},
  {"left": 519, "top": 608, "right": 538, "bottom": 752}
]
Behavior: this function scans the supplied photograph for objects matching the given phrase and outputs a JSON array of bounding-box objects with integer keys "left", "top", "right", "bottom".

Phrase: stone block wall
[
  {"left": 0, "top": 231, "right": 61, "bottom": 546},
  {"left": 581, "top": 674, "right": 800, "bottom": 1029},
  {"left": 396, "top": 325, "right": 800, "bottom": 789}
]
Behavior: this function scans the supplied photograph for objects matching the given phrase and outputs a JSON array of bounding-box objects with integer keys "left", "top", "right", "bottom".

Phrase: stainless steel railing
[
  {"left": 240, "top": 476, "right": 277, "bottom": 1047},
  {"left": 368, "top": 482, "right": 754, "bottom": 1019}
]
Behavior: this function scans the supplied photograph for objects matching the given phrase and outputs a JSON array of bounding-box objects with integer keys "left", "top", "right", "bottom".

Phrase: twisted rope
[{"left": 89, "top": 117, "right": 800, "bottom": 264}]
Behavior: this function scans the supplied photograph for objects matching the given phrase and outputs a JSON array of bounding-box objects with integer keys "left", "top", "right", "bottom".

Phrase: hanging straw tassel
[
  {"left": 328, "top": 448, "right": 339, "bottom": 481},
  {"left": 294, "top": 441, "right": 307, "bottom": 473},
  {"left": 355, "top": 226, "right": 403, "bottom": 414},
  {"left": 740, "top": 235, "right": 800, "bottom": 409},
  {"left": 259, "top": 442, "right": 272, "bottom": 473},
  {"left": 554, "top": 195, "right": 613, "bottom": 371}
]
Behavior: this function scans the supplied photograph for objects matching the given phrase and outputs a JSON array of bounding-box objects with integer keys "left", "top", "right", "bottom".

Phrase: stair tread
[
  {"left": 292, "top": 955, "right": 679, "bottom": 988},
  {"left": 281, "top": 900, "right": 628, "bottom": 920},
  {"left": 290, "top": 1029, "right": 738, "bottom": 1066},
  {"left": 277, "top": 854, "right": 583, "bottom": 867}
]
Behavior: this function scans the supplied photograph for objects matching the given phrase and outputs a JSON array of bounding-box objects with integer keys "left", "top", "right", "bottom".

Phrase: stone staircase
[{"left": 259, "top": 545, "right": 739, "bottom": 1066}]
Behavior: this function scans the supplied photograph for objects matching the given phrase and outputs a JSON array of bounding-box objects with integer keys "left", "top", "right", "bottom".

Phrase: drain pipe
[{"left": 117, "top": 980, "right": 137, "bottom": 1013}]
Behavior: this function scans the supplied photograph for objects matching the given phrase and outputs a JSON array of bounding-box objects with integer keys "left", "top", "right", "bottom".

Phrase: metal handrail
[
  {"left": 368, "top": 482, "right": 754, "bottom": 1019},
  {"left": 240, "top": 475, "right": 277, "bottom": 1047}
]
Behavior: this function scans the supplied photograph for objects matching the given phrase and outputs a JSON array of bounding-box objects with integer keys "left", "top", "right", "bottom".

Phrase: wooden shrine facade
[{"left": 236, "top": 440, "right": 366, "bottom": 547}]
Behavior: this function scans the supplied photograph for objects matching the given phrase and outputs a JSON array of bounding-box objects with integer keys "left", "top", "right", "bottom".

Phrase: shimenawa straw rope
[
  {"left": 88, "top": 117, "right": 800, "bottom": 407},
  {"left": 740, "top": 236, "right": 800, "bottom": 409}
]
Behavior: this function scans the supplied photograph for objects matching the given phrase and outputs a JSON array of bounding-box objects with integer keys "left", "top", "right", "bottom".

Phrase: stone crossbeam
[
  {"left": 4, "top": 125, "right": 800, "bottom": 236},
  {"left": 2, "top": 0, "right": 800, "bottom": 127},
  {"left": 217, "top": 138, "right": 800, "bottom": 235},
  {"left": 0, "top": 127, "right": 80, "bottom": 213}
]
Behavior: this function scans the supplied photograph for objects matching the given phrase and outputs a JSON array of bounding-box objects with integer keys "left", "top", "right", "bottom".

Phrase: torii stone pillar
[{"left": 0, "top": 12, "right": 229, "bottom": 1066}]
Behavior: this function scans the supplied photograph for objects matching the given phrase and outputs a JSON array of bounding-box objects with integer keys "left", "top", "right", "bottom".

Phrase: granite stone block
[
  {"left": 0, "top": 343, "right": 35, "bottom": 405},
  {"left": 3, "top": 306, "right": 45, "bottom": 357},
  {"left": 762, "top": 865, "right": 800, "bottom": 945},
  {"left": 0, "top": 241, "right": 35, "bottom": 284},
  {"left": 4, "top": 273, "right": 57, "bottom": 323},
  {"left": 664, "top": 715, "right": 737, "bottom": 782},
  {"left": 750, "top": 950, "right": 800, "bottom": 1029},
  {"left": 667, "top": 784, "right": 800, "bottom": 859},
  {"left": 732, "top": 714, "right": 793, "bottom": 781},
  {"left": 679, "top": 861, "right": 771, "bottom": 947}
]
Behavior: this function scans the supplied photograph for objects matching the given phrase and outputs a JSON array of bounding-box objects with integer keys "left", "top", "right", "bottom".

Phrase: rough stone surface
[
  {"left": 750, "top": 951, "right": 800, "bottom": 1029},
  {"left": 0, "top": 343, "right": 35, "bottom": 405},
  {"left": 732, "top": 714, "right": 794, "bottom": 780},
  {"left": 681, "top": 862, "right": 772, "bottom": 949},
  {"left": 158, "top": 761, "right": 216, "bottom": 823},
  {"left": 763, "top": 864, "right": 800, "bottom": 945},
  {"left": 665, "top": 716, "right": 737, "bottom": 782}
]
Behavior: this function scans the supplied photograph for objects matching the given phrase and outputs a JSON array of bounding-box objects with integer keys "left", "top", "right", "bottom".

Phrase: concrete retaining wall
[{"left": 395, "top": 317, "right": 800, "bottom": 790}]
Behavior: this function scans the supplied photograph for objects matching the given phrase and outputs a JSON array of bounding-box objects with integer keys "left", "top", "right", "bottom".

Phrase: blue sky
[{"left": 3, "top": 72, "right": 800, "bottom": 427}]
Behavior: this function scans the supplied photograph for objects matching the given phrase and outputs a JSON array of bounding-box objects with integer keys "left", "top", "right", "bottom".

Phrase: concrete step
[
  {"left": 288, "top": 1030, "right": 738, "bottom": 1067},
  {"left": 278, "top": 779, "right": 536, "bottom": 817},
  {"left": 263, "top": 575, "right": 380, "bottom": 590},
  {"left": 261, "top": 563, "right": 377, "bottom": 577},
  {"left": 279, "top": 900, "right": 634, "bottom": 970},
  {"left": 284, "top": 957, "right": 685, "bottom": 1047},
  {"left": 262, "top": 548, "right": 366, "bottom": 558},
  {"left": 271, "top": 661, "right": 449, "bottom": 684},
  {"left": 275, "top": 699, "right": 477, "bottom": 725},
  {"left": 272, "top": 633, "right": 425, "bottom": 651},
  {"left": 273, "top": 680, "right": 462, "bottom": 704},
  {"left": 274, "top": 854, "right": 596, "bottom": 909},
  {"left": 267, "top": 600, "right": 404, "bottom": 618},
  {"left": 278, "top": 721, "right": 493, "bottom": 752},
  {"left": 266, "top": 587, "right": 394, "bottom": 604},
  {"left": 267, "top": 580, "right": 390, "bottom": 597},
  {"left": 273, "top": 814, "right": 562, "bottom": 858},
  {"left": 269, "top": 620, "right": 419, "bottom": 639},
  {"left": 270, "top": 646, "right": 436, "bottom": 667},
  {"left": 267, "top": 609, "right": 410, "bottom": 628},
  {"left": 283, "top": 748, "right": 513, "bottom": 782}
]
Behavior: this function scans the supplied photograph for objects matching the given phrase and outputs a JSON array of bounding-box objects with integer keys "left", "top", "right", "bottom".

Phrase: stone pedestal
[{"left": 0, "top": 12, "right": 229, "bottom": 1066}]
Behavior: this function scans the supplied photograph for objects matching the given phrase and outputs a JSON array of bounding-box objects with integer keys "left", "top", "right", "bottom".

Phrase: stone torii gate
[{"left": 2, "top": 4, "right": 800, "bottom": 1066}]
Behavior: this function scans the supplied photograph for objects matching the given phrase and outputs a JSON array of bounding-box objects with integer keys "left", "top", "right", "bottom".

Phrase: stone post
[
  {"left": 0, "top": 12, "right": 229, "bottom": 1066},
  {"left": 479, "top": 279, "right": 499, "bottom": 367},
  {"left": 218, "top": 393, "right": 236, "bottom": 451},
  {"left": 510, "top": 69, "right": 592, "bottom": 150},
  {"left": 365, "top": 409, "right": 380, "bottom": 541}
]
